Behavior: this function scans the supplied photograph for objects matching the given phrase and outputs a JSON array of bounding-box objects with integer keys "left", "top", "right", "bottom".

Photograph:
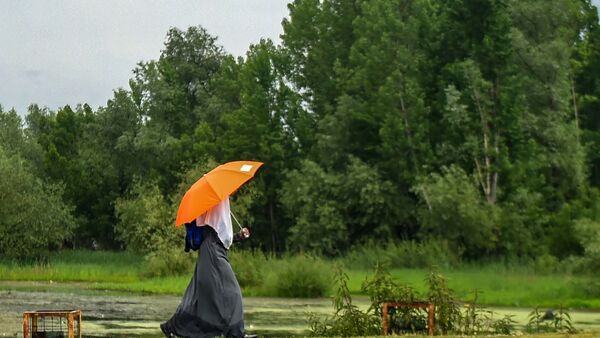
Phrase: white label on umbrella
[{"left": 240, "top": 164, "right": 253, "bottom": 172}]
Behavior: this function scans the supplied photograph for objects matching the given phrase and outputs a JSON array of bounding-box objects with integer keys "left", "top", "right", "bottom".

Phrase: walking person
[{"left": 161, "top": 197, "right": 254, "bottom": 338}]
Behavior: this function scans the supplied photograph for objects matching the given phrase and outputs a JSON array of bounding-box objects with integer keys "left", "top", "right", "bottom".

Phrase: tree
[
  {"left": 0, "top": 146, "right": 75, "bottom": 259},
  {"left": 114, "top": 178, "right": 174, "bottom": 253},
  {"left": 218, "top": 40, "right": 304, "bottom": 251},
  {"left": 281, "top": 159, "right": 348, "bottom": 255},
  {"left": 573, "top": 0, "right": 600, "bottom": 187},
  {"left": 414, "top": 166, "right": 498, "bottom": 259},
  {"left": 129, "top": 26, "right": 228, "bottom": 194},
  {"left": 281, "top": 157, "right": 392, "bottom": 255},
  {"left": 281, "top": 0, "right": 363, "bottom": 119}
]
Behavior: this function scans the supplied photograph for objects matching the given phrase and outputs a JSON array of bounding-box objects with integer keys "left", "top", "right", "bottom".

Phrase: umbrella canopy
[{"left": 175, "top": 160, "right": 263, "bottom": 227}]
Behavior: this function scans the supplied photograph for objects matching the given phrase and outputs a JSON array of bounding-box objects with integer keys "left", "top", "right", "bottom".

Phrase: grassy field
[
  {"left": 1, "top": 250, "right": 599, "bottom": 309},
  {"left": 346, "top": 267, "right": 600, "bottom": 308}
]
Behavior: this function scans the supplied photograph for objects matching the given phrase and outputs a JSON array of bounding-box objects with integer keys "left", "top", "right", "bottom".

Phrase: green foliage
[
  {"left": 281, "top": 159, "right": 348, "bottom": 255},
  {"left": 2, "top": 0, "right": 599, "bottom": 263},
  {"left": 426, "top": 271, "right": 462, "bottom": 334},
  {"left": 229, "top": 249, "right": 269, "bottom": 288},
  {"left": 308, "top": 268, "right": 380, "bottom": 337},
  {"left": 573, "top": 217, "right": 600, "bottom": 272},
  {"left": 281, "top": 157, "right": 393, "bottom": 256},
  {"left": 456, "top": 290, "right": 518, "bottom": 335},
  {"left": 114, "top": 177, "right": 199, "bottom": 276},
  {"left": 342, "top": 239, "right": 460, "bottom": 270},
  {"left": 361, "top": 263, "right": 419, "bottom": 319},
  {"left": 262, "top": 253, "right": 332, "bottom": 298},
  {"left": 415, "top": 166, "right": 498, "bottom": 259},
  {"left": 525, "top": 306, "right": 576, "bottom": 334},
  {"left": 312, "top": 265, "right": 522, "bottom": 336},
  {"left": 114, "top": 179, "right": 177, "bottom": 254},
  {"left": 144, "top": 245, "right": 196, "bottom": 277},
  {"left": 0, "top": 147, "right": 76, "bottom": 260}
]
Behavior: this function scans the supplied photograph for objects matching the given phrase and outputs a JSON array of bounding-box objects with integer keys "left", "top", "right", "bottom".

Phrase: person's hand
[{"left": 239, "top": 227, "right": 250, "bottom": 239}]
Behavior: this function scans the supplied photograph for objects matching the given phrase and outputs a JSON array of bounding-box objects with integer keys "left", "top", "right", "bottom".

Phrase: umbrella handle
[{"left": 230, "top": 211, "right": 244, "bottom": 230}]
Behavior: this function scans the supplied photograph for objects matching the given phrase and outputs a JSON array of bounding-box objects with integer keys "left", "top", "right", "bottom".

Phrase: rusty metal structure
[
  {"left": 382, "top": 301, "right": 435, "bottom": 336},
  {"left": 23, "top": 310, "right": 82, "bottom": 338}
]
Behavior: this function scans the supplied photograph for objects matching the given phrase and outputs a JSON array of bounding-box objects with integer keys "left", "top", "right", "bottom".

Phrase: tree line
[{"left": 1, "top": 0, "right": 599, "bottom": 263}]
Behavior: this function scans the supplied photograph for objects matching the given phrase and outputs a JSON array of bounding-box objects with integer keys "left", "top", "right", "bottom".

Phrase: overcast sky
[
  {"left": 0, "top": 1, "right": 291, "bottom": 115},
  {"left": 1, "top": 1, "right": 599, "bottom": 116}
]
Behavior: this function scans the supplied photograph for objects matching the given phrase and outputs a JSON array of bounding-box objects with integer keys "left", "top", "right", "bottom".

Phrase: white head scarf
[{"left": 195, "top": 197, "right": 233, "bottom": 249}]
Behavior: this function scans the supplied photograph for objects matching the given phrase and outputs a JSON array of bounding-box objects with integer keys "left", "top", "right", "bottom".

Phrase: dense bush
[
  {"left": 414, "top": 166, "right": 498, "bottom": 259},
  {"left": 0, "top": 147, "right": 76, "bottom": 260},
  {"left": 114, "top": 179, "right": 179, "bottom": 254},
  {"left": 281, "top": 157, "right": 394, "bottom": 257},
  {"left": 144, "top": 243, "right": 196, "bottom": 277},
  {"left": 262, "top": 253, "right": 333, "bottom": 297},
  {"left": 229, "top": 249, "right": 269, "bottom": 288}
]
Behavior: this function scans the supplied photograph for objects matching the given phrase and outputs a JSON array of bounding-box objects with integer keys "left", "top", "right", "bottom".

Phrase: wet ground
[
  {"left": 1, "top": 282, "right": 600, "bottom": 337},
  {"left": 0, "top": 285, "right": 332, "bottom": 337}
]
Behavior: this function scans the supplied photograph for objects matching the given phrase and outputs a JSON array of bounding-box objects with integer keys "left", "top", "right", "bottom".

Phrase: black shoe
[{"left": 160, "top": 322, "right": 174, "bottom": 337}]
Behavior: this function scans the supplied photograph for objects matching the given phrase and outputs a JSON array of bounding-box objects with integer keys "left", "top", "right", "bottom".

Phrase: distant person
[{"left": 160, "top": 197, "right": 254, "bottom": 338}]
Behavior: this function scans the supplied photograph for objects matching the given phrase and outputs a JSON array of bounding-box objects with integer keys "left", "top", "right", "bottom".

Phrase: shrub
[
  {"left": 525, "top": 306, "right": 576, "bottom": 334},
  {"left": 114, "top": 178, "right": 176, "bottom": 254},
  {"left": 229, "top": 249, "right": 269, "bottom": 288},
  {"left": 143, "top": 240, "right": 196, "bottom": 277},
  {"left": 414, "top": 166, "right": 498, "bottom": 259},
  {"left": 309, "top": 268, "right": 380, "bottom": 337},
  {"left": 262, "top": 253, "right": 332, "bottom": 297},
  {"left": 533, "top": 253, "right": 560, "bottom": 274},
  {"left": 342, "top": 239, "right": 460, "bottom": 270}
]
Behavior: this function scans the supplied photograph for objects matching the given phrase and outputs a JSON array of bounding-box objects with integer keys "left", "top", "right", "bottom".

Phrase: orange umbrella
[{"left": 175, "top": 160, "right": 263, "bottom": 227}]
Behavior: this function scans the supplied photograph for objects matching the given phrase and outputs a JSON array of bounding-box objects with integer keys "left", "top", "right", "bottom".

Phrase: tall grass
[
  {"left": 229, "top": 249, "right": 270, "bottom": 288},
  {"left": 341, "top": 239, "right": 461, "bottom": 270},
  {"left": 0, "top": 250, "right": 142, "bottom": 282}
]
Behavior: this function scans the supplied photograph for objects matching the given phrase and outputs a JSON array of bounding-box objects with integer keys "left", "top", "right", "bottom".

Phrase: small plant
[
  {"left": 426, "top": 271, "right": 461, "bottom": 334},
  {"left": 308, "top": 267, "right": 379, "bottom": 337},
  {"left": 456, "top": 289, "right": 517, "bottom": 335},
  {"left": 525, "top": 305, "right": 576, "bottom": 334},
  {"left": 553, "top": 305, "right": 577, "bottom": 333},
  {"left": 491, "top": 314, "right": 517, "bottom": 334},
  {"left": 459, "top": 290, "right": 487, "bottom": 335},
  {"left": 525, "top": 307, "right": 553, "bottom": 333}
]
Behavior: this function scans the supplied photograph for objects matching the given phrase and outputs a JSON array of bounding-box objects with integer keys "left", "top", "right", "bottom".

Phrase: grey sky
[
  {"left": 0, "top": 1, "right": 291, "bottom": 115},
  {"left": 1, "top": 1, "right": 599, "bottom": 116}
]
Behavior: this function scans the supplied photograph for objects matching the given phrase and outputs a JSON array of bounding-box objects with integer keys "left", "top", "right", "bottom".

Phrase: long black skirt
[{"left": 164, "top": 226, "right": 245, "bottom": 338}]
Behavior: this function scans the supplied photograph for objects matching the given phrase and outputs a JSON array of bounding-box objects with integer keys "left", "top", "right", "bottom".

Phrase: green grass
[
  {"left": 1, "top": 250, "right": 600, "bottom": 309},
  {"left": 0, "top": 250, "right": 142, "bottom": 283},
  {"left": 346, "top": 265, "right": 600, "bottom": 309}
]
